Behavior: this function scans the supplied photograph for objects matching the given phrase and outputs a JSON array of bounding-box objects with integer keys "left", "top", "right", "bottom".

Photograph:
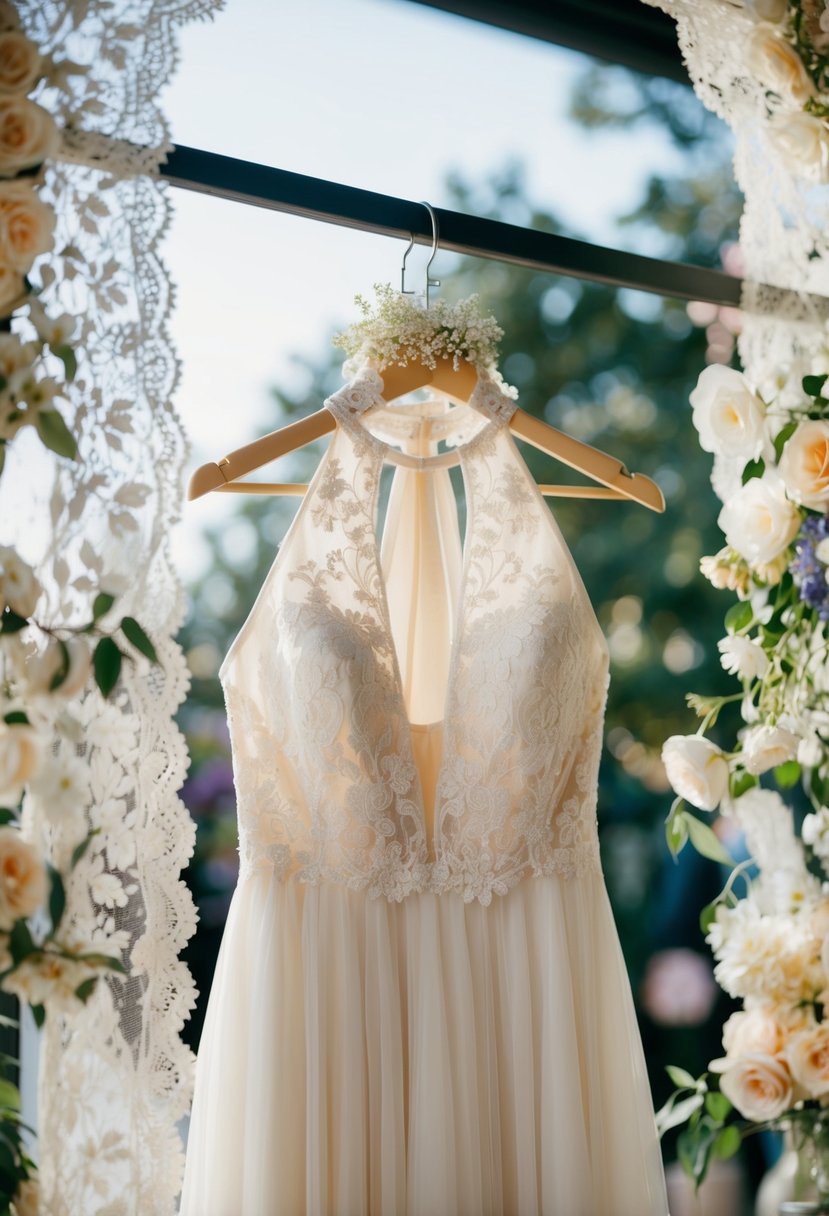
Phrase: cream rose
[
  {"left": 11, "top": 1178, "right": 39, "bottom": 1216},
  {"left": 741, "top": 723, "right": 800, "bottom": 774},
  {"left": 690, "top": 365, "right": 766, "bottom": 461},
  {"left": 717, "top": 1052, "right": 794, "bottom": 1121},
  {"left": 718, "top": 472, "right": 800, "bottom": 567},
  {"left": 22, "top": 636, "right": 90, "bottom": 699},
  {"left": 722, "top": 1006, "right": 786, "bottom": 1058},
  {"left": 0, "top": 180, "right": 54, "bottom": 273},
  {"left": 0, "top": 828, "right": 47, "bottom": 928},
  {"left": 768, "top": 111, "right": 829, "bottom": 184},
  {"left": 748, "top": 24, "right": 814, "bottom": 103},
  {"left": 745, "top": 0, "right": 788, "bottom": 20},
  {"left": 0, "top": 547, "right": 40, "bottom": 616},
  {"left": 787, "top": 1024, "right": 829, "bottom": 1097},
  {"left": 0, "top": 97, "right": 58, "bottom": 177},
  {"left": 661, "top": 735, "right": 730, "bottom": 811},
  {"left": 0, "top": 31, "right": 42, "bottom": 97},
  {"left": 0, "top": 723, "right": 42, "bottom": 802},
  {"left": 3, "top": 951, "right": 96, "bottom": 1014},
  {"left": 778, "top": 420, "right": 829, "bottom": 509}
]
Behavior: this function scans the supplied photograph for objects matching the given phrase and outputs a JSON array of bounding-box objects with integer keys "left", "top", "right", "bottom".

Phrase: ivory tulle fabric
[{"left": 180, "top": 366, "right": 670, "bottom": 1215}]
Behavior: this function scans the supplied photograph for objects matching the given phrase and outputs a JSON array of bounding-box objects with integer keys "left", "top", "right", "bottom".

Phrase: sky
[{"left": 160, "top": 0, "right": 694, "bottom": 580}]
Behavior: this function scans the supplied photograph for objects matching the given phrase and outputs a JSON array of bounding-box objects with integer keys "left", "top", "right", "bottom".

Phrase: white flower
[
  {"left": 690, "top": 365, "right": 766, "bottom": 461},
  {"left": 0, "top": 547, "right": 40, "bottom": 617},
  {"left": 718, "top": 635, "right": 769, "bottom": 680},
  {"left": 748, "top": 24, "right": 814, "bottom": 103},
  {"left": 0, "top": 97, "right": 58, "bottom": 177},
  {"left": 0, "top": 30, "right": 42, "bottom": 96},
  {"left": 0, "top": 179, "right": 54, "bottom": 274},
  {"left": 722, "top": 1006, "right": 786, "bottom": 1058},
  {"left": 27, "top": 299, "right": 75, "bottom": 348},
  {"left": 28, "top": 753, "right": 89, "bottom": 826},
  {"left": 2, "top": 951, "right": 96, "bottom": 1014},
  {"left": 0, "top": 827, "right": 46, "bottom": 929},
  {"left": 0, "top": 333, "right": 35, "bottom": 381},
  {"left": 700, "top": 547, "right": 751, "bottom": 596},
  {"left": 90, "top": 870, "right": 127, "bottom": 909},
  {"left": 0, "top": 722, "right": 42, "bottom": 803},
  {"left": 768, "top": 111, "right": 829, "bottom": 184},
  {"left": 804, "top": 808, "right": 829, "bottom": 859},
  {"left": 744, "top": 0, "right": 787, "bottom": 21},
  {"left": 708, "top": 900, "right": 822, "bottom": 1004},
  {"left": 661, "top": 735, "right": 729, "bottom": 811},
  {"left": 718, "top": 472, "right": 800, "bottom": 567},
  {"left": 778, "top": 420, "right": 829, "bottom": 509},
  {"left": 11, "top": 1177, "right": 39, "bottom": 1216},
  {"left": 741, "top": 723, "right": 800, "bottom": 774},
  {"left": 787, "top": 1024, "right": 829, "bottom": 1098},
  {"left": 816, "top": 537, "right": 829, "bottom": 564},
  {"left": 19, "top": 635, "right": 90, "bottom": 699},
  {"left": 716, "top": 1052, "right": 794, "bottom": 1121}
]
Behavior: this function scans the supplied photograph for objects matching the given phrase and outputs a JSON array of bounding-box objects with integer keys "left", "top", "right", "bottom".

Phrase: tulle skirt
[{"left": 179, "top": 871, "right": 669, "bottom": 1216}]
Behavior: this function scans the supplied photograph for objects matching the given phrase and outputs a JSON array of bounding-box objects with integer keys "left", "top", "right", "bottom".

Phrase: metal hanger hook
[{"left": 400, "top": 201, "right": 441, "bottom": 307}]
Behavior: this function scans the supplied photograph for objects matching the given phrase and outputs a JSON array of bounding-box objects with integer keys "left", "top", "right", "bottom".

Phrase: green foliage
[
  {"left": 92, "top": 637, "right": 122, "bottom": 698},
  {"left": 120, "top": 616, "right": 157, "bottom": 662},
  {"left": 34, "top": 409, "right": 77, "bottom": 460}
]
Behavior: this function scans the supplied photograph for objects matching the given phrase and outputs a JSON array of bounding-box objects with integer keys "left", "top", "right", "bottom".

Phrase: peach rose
[
  {"left": 0, "top": 97, "right": 58, "bottom": 177},
  {"left": 779, "top": 420, "right": 829, "bottom": 509},
  {"left": 787, "top": 1023, "right": 829, "bottom": 1097},
  {"left": 723, "top": 1006, "right": 786, "bottom": 1057},
  {"left": 0, "top": 180, "right": 53, "bottom": 273},
  {"left": 0, "top": 31, "right": 42, "bottom": 97},
  {"left": 748, "top": 24, "right": 814, "bottom": 104},
  {"left": 0, "top": 827, "right": 47, "bottom": 929},
  {"left": 717, "top": 1051, "right": 794, "bottom": 1121}
]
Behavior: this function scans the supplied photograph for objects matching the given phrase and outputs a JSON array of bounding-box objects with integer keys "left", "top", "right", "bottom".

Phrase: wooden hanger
[{"left": 187, "top": 356, "right": 665, "bottom": 512}]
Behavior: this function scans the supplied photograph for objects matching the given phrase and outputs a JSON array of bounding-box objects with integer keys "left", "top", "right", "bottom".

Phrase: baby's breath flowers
[{"left": 333, "top": 283, "right": 506, "bottom": 373}]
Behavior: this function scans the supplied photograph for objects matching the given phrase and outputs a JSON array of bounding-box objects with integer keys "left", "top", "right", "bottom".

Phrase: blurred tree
[{"left": 177, "top": 59, "right": 745, "bottom": 1135}]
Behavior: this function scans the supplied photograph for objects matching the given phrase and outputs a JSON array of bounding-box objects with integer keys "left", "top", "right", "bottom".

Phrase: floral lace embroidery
[{"left": 223, "top": 369, "right": 609, "bottom": 905}]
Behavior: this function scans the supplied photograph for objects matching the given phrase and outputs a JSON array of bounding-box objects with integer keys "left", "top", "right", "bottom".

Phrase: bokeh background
[{"left": 162, "top": 1, "right": 761, "bottom": 1206}]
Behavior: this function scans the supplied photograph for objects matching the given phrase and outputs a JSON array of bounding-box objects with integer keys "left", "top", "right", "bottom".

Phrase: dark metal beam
[
  {"left": 161, "top": 145, "right": 742, "bottom": 307},
  {"left": 406, "top": 0, "right": 688, "bottom": 84}
]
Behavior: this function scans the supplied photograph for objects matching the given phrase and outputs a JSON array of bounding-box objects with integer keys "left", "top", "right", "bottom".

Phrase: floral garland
[{"left": 0, "top": 7, "right": 160, "bottom": 1211}]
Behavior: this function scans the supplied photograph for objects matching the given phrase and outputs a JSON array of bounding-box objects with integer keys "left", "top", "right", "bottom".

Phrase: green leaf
[
  {"left": 773, "top": 421, "right": 798, "bottom": 461},
  {"left": 741, "top": 457, "right": 765, "bottom": 484},
  {"left": 54, "top": 344, "right": 77, "bottom": 381},
  {"left": 91, "top": 592, "right": 115, "bottom": 621},
  {"left": 666, "top": 1065, "right": 699, "bottom": 1090},
  {"left": 2, "top": 712, "right": 27, "bottom": 726},
  {"left": 803, "top": 374, "right": 828, "bottom": 398},
  {"left": 0, "top": 610, "right": 27, "bottom": 634},
  {"left": 34, "top": 409, "right": 77, "bottom": 460},
  {"left": 685, "top": 815, "right": 735, "bottom": 866},
  {"left": 705, "top": 1091, "right": 732, "bottom": 1121},
  {"left": 700, "top": 901, "right": 718, "bottom": 935},
  {"left": 47, "top": 867, "right": 65, "bottom": 933},
  {"left": 74, "top": 976, "right": 98, "bottom": 1003},
  {"left": 120, "top": 616, "right": 157, "bottom": 663},
  {"left": 666, "top": 808, "right": 689, "bottom": 859},
  {"left": 774, "top": 760, "right": 801, "bottom": 788},
  {"left": 30, "top": 1004, "right": 44, "bottom": 1029},
  {"left": 0, "top": 1081, "right": 20, "bottom": 1113},
  {"left": 70, "top": 829, "right": 99, "bottom": 869},
  {"left": 8, "top": 922, "right": 33, "bottom": 967},
  {"left": 725, "top": 601, "right": 752, "bottom": 634},
  {"left": 48, "top": 639, "right": 70, "bottom": 692},
  {"left": 677, "top": 1122, "right": 718, "bottom": 1189},
  {"left": 0, "top": 812, "right": 15, "bottom": 828},
  {"left": 656, "top": 1091, "right": 705, "bottom": 1136},
  {"left": 93, "top": 637, "right": 122, "bottom": 698},
  {"left": 714, "top": 1124, "right": 741, "bottom": 1160}
]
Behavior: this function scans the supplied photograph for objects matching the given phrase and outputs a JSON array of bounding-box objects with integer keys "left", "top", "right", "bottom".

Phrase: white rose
[
  {"left": 11, "top": 1178, "right": 39, "bottom": 1216},
  {"left": 718, "top": 472, "right": 801, "bottom": 566},
  {"left": 0, "top": 546, "right": 40, "bottom": 617},
  {"left": 21, "top": 636, "right": 90, "bottom": 699},
  {"left": 717, "top": 1052, "right": 794, "bottom": 1121},
  {"left": 745, "top": 0, "right": 788, "bottom": 21},
  {"left": 742, "top": 723, "right": 799, "bottom": 774},
  {"left": 0, "top": 722, "right": 42, "bottom": 803},
  {"left": 661, "top": 735, "right": 730, "bottom": 811},
  {"left": 718, "top": 635, "right": 769, "bottom": 680},
  {"left": 0, "top": 180, "right": 54, "bottom": 274},
  {"left": 778, "top": 420, "right": 829, "bottom": 509},
  {"left": 690, "top": 365, "right": 767, "bottom": 461},
  {"left": 2, "top": 951, "right": 95, "bottom": 1014},
  {"left": 0, "top": 97, "right": 58, "bottom": 177},
  {"left": 723, "top": 1006, "right": 786, "bottom": 1058},
  {"left": 0, "top": 827, "right": 46, "bottom": 929},
  {"left": 787, "top": 1024, "right": 829, "bottom": 1097},
  {"left": 768, "top": 111, "right": 829, "bottom": 184},
  {"left": 0, "top": 31, "right": 41, "bottom": 97},
  {"left": 748, "top": 24, "right": 815, "bottom": 103}
]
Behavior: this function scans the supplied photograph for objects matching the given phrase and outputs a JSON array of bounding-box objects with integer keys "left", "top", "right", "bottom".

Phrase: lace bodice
[{"left": 220, "top": 365, "right": 611, "bottom": 905}]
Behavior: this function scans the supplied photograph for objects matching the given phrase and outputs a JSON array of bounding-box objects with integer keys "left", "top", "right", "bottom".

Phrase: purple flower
[{"left": 790, "top": 513, "right": 829, "bottom": 621}]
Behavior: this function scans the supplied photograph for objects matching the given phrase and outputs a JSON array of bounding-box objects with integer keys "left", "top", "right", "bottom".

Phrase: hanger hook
[{"left": 400, "top": 202, "right": 441, "bottom": 306}]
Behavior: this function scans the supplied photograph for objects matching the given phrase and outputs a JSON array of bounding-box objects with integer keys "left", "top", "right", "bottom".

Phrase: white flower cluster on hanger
[{"left": 333, "top": 282, "right": 506, "bottom": 372}]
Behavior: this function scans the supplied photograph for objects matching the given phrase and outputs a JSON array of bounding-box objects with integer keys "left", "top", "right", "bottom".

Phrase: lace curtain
[
  {"left": 643, "top": 0, "right": 829, "bottom": 409},
  {"left": 1, "top": 1, "right": 221, "bottom": 1212}
]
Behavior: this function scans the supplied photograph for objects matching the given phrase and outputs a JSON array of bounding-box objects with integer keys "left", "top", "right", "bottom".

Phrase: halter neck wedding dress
[{"left": 180, "top": 364, "right": 669, "bottom": 1215}]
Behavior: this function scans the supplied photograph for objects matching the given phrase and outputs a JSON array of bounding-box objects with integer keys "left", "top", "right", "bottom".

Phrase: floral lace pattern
[{"left": 222, "top": 367, "right": 610, "bottom": 906}]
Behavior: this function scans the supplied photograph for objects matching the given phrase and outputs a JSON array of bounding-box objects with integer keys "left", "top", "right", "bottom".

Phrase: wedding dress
[{"left": 179, "top": 364, "right": 670, "bottom": 1216}]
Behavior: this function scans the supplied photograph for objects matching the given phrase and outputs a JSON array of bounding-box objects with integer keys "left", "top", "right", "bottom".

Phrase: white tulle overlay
[{"left": 181, "top": 368, "right": 669, "bottom": 1214}]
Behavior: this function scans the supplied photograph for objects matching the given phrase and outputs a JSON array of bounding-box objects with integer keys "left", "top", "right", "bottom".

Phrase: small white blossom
[{"left": 718, "top": 635, "right": 769, "bottom": 680}]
